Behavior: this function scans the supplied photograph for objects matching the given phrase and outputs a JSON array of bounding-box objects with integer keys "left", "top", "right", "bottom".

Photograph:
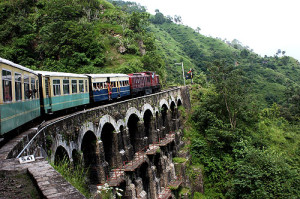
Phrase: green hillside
[
  {"left": 1, "top": 0, "right": 300, "bottom": 106},
  {"left": 149, "top": 18, "right": 300, "bottom": 107},
  {"left": 0, "top": 0, "right": 165, "bottom": 79}
]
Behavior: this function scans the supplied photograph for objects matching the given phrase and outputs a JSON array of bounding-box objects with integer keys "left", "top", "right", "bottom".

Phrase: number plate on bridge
[{"left": 19, "top": 155, "right": 35, "bottom": 164}]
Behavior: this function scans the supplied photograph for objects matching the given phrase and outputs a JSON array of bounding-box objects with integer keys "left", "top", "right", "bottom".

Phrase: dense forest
[{"left": 1, "top": 0, "right": 299, "bottom": 198}]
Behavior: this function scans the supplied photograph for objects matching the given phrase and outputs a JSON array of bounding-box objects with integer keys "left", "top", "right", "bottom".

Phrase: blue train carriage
[
  {"left": 88, "top": 74, "right": 130, "bottom": 102},
  {"left": 37, "top": 71, "right": 90, "bottom": 114},
  {"left": 0, "top": 58, "right": 40, "bottom": 135}
]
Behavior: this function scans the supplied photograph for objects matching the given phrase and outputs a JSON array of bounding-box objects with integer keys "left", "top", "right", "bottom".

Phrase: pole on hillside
[
  {"left": 190, "top": 68, "right": 193, "bottom": 84},
  {"left": 175, "top": 62, "right": 185, "bottom": 86}
]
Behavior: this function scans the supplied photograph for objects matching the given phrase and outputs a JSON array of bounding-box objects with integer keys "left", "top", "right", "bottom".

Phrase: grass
[
  {"left": 173, "top": 157, "right": 187, "bottom": 164},
  {"left": 50, "top": 159, "right": 91, "bottom": 198}
]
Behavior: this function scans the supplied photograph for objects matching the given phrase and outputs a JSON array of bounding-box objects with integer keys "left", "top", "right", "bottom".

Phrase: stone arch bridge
[{"left": 1, "top": 86, "right": 190, "bottom": 198}]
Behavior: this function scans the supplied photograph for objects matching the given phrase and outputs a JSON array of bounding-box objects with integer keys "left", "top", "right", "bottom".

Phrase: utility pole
[
  {"left": 175, "top": 62, "right": 185, "bottom": 85},
  {"left": 190, "top": 68, "right": 193, "bottom": 84}
]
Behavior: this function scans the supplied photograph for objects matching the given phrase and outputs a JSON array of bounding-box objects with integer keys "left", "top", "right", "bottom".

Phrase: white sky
[{"left": 125, "top": 0, "right": 300, "bottom": 61}]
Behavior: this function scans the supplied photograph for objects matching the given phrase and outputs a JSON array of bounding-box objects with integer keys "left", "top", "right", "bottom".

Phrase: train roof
[
  {"left": 128, "top": 72, "right": 158, "bottom": 77},
  {"left": 0, "top": 57, "right": 37, "bottom": 74},
  {"left": 36, "top": 71, "right": 88, "bottom": 78},
  {"left": 87, "top": 74, "right": 128, "bottom": 78}
]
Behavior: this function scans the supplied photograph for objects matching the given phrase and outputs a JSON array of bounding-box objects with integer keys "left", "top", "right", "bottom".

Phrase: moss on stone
[{"left": 173, "top": 157, "right": 187, "bottom": 163}]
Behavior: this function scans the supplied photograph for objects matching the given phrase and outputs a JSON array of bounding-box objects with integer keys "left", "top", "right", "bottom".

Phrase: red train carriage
[{"left": 128, "top": 72, "right": 161, "bottom": 96}]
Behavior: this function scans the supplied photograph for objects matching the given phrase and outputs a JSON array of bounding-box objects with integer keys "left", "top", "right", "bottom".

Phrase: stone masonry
[{"left": 0, "top": 86, "right": 191, "bottom": 198}]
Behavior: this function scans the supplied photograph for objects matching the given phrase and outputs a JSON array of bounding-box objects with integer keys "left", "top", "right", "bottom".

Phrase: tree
[
  {"left": 195, "top": 27, "right": 201, "bottom": 33},
  {"left": 173, "top": 15, "right": 182, "bottom": 24},
  {"left": 152, "top": 9, "right": 165, "bottom": 24},
  {"left": 230, "top": 144, "right": 300, "bottom": 198},
  {"left": 240, "top": 49, "right": 249, "bottom": 58},
  {"left": 208, "top": 61, "right": 248, "bottom": 129},
  {"left": 166, "top": 15, "right": 173, "bottom": 23},
  {"left": 128, "top": 12, "right": 150, "bottom": 33},
  {"left": 276, "top": 49, "right": 281, "bottom": 56}
]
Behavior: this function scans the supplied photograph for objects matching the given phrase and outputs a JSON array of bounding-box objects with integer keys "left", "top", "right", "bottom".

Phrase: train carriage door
[
  {"left": 45, "top": 76, "right": 52, "bottom": 113},
  {"left": 106, "top": 77, "right": 111, "bottom": 100},
  {"left": 117, "top": 78, "right": 121, "bottom": 98}
]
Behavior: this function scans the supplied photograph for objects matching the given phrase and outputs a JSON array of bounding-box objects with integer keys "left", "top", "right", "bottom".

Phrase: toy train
[{"left": 0, "top": 57, "right": 161, "bottom": 136}]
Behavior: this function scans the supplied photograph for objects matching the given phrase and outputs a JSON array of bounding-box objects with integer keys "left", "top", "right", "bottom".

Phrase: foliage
[
  {"left": 0, "top": 0, "right": 166, "bottom": 80},
  {"left": 173, "top": 157, "right": 187, "bottom": 163},
  {"left": 188, "top": 81, "right": 300, "bottom": 198},
  {"left": 229, "top": 142, "right": 300, "bottom": 199},
  {"left": 50, "top": 158, "right": 90, "bottom": 198},
  {"left": 208, "top": 61, "right": 249, "bottom": 129}
]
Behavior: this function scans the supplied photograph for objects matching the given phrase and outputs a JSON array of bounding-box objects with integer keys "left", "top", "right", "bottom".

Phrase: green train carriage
[
  {"left": 0, "top": 58, "right": 40, "bottom": 136},
  {"left": 36, "top": 71, "right": 90, "bottom": 114}
]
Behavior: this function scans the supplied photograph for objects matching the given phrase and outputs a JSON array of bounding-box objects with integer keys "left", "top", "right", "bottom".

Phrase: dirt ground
[{"left": 0, "top": 170, "right": 43, "bottom": 199}]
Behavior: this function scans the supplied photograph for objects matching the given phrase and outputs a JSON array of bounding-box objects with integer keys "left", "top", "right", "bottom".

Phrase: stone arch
[
  {"left": 116, "top": 119, "right": 126, "bottom": 132},
  {"left": 141, "top": 103, "right": 154, "bottom": 117},
  {"left": 161, "top": 103, "right": 169, "bottom": 127},
  {"left": 154, "top": 107, "right": 160, "bottom": 132},
  {"left": 143, "top": 109, "right": 154, "bottom": 145},
  {"left": 127, "top": 113, "right": 142, "bottom": 155},
  {"left": 54, "top": 145, "right": 70, "bottom": 165},
  {"left": 98, "top": 115, "right": 118, "bottom": 138},
  {"left": 159, "top": 99, "right": 169, "bottom": 110},
  {"left": 169, "top": 95, "right": 176, "bottom": 108},
  {"left": 81, "top": 130, "right": 98, "bottom": 184},
  {"left": 170, "top": 101, "right": 176, "bottom": 112},
  {"left": 101, "top": 122, "right": 118, "bottom": 169},
  {"left": 78, "top": 122, "right": 96, "bottom": 151},
  {"left": 177, "top": 96, "right": 183, "bottom": 107},
  {"left": 116, "top": 119, "right": 126, "bottom": 154},
  {"left": 125, "top": 107, "right": 142, "bottom": 126},
  {"left": 51, "top": 134, "right": 72, "bottom": 163},
  {"left": 170, "top": 101, "right": 176, "bottom": 120}
]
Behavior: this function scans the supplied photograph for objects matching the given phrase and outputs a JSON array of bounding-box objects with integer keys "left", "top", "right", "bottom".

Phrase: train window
[
  {"left": 63, "top": 80, "right": 70, "bottom": 94},
  {"left": 45, "top": 79, "right": 49, "bottom": 97},
  {"left": 24, "top": 75, "right": 30, "bottom": 100},
  {"left": 92, "top": 83, "right": 97, "bottom": 90},
  {"left": 85, "top": 80, "right": 88, "bottom": 92},
  {"left": 15, "top": 73, "right": 22, "bottom": 101},
  {"left": 53, "top": 79, "right": 61, "bottom": 96},
  {"left": 72, "top": 80, "right": 77, "bottom": 93},
  {"left": 79, "top": 80, "right": 84, "bottom": 93},
  {"left": 2, "top": 69, "right": 12, "bottom": 102}
]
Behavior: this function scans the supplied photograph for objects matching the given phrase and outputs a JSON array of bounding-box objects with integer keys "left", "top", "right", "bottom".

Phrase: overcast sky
[{"left": 125, "top": 0, "right": 300, "bottom": 61}]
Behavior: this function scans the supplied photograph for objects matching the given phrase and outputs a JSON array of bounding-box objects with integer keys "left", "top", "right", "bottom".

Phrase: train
[{"left": 0, "top": 57, "right": 161, "bottom": 136}]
